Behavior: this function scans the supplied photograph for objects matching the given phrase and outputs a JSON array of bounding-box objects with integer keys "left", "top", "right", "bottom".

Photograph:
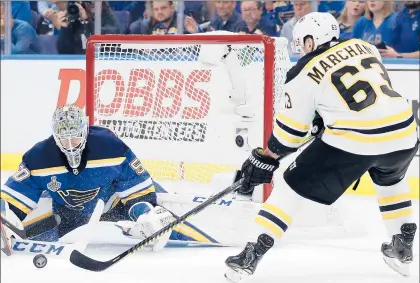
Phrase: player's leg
[
  {"left": 368, "top": 142, "right": 419, "bottom": 276},
  {"left": 225, "top": 139, "right": 373, "bottom": 281}
]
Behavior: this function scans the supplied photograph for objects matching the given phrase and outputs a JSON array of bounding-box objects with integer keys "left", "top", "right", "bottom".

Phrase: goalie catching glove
[
  {"left": 115, "top": 202, "right": 175, "bottom": 252},
  {"left": 238, "top": 148, "right": 279, "bottom": 195}
]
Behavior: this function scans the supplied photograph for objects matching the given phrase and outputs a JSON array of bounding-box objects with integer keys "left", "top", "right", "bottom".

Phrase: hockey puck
[{"left": 33, "top": 254, "right": 47, "bottom": 269}]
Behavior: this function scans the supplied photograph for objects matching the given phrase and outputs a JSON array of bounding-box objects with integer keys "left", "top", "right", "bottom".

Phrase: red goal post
[{"left": 85, "top": 34, "right": 291, "bottom": 201}]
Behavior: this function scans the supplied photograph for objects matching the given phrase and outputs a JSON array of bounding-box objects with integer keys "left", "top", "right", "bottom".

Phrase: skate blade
[
  {"left": 383, "top": 256, "right": 411, "bottom": 277},
  {"left": 224, "top": 267, "right": 250, "bottom": 283}
]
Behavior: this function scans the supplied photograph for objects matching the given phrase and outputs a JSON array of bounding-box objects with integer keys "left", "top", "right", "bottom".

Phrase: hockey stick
[
  {"left": 70, "top": 136, "right": 316, "bottom": 272},
  {"left": 1, "top": 213, "right": 59, "bottom": 239},
  {"left": 1, "top": 216, "right": 27, "bottom": 239},
  {"left": 69, "top": 178, "right": 245, "bottom": 272}
]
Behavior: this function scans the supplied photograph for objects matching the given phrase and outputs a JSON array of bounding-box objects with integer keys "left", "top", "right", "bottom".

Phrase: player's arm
[
  {"left": 1, "top": 161, "right": 44, "bottom": 255},
  {"left": 1, "top": 162, "right": 43, "bottom": 221},
  {"left": 239, "top": 78, "right": 317, "bottom": 194},
  {"left": 114, "top": 149, "right": 173, "bottom": 251}
]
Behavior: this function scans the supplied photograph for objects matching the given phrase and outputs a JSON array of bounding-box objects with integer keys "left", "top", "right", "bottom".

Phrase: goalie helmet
[
  {"left": 52, "top": 104, "right": 88, "bottom": 169},
  {"left": 291, "top": 12, "right": 340, "bottom": 55}
]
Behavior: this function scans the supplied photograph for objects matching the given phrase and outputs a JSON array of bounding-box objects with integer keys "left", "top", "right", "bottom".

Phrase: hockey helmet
[{"left": 291, "top": 12, "right": 340, "bottom": 55}]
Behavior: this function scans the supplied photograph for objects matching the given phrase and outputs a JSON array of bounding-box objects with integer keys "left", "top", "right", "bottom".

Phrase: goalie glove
[
  {"left": 238, "top": 148, "right": 279, "bottom": 195},
  {"left": 115, "top": 202, "right": 175, "bottom": 252}
]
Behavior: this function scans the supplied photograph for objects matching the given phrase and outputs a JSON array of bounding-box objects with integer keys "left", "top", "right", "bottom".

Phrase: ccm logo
[
  {"left": 249, "top": 156, "right": 276, "bottom": 171},
  {"left": 193, "top": 197, "right": 232, "bottom": 207},
  {"left": 13, "top": 241, "right": 65, "bottom": 255}
]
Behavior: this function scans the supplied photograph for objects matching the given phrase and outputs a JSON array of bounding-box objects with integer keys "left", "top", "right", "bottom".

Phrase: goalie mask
[{"left": 52, "top": 105, "right": 88, "bottom": 169}]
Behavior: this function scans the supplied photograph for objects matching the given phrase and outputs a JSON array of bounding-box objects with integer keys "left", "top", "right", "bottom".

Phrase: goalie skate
[{"left": 381, "top": 223, "right": 417, "bottom": 277}]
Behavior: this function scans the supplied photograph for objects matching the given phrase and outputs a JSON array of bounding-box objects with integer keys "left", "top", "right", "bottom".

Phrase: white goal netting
[{"left": 88, "top": 34, "right": 291, "bottom": 200}]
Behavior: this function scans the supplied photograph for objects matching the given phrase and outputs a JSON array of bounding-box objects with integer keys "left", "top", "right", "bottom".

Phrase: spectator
[
  {"left": 237, "top": 1, "right": 279, "bottom": 36},
  {"left": 208, "top": 0, "right": 244, "bottom": 32},
  {"left": 57, "top": 2, "right": 92, "bottom": 54},
  {"left": 337, "top": 0, "right": 366, "bottom": 39},
  {"left": 107, "top": 1, "right": 145, "bottom": 23},
  {"left": 1, "top": 1, "right": 39, "bottom": 54},
  {"left": 280, "top": 0, "right": 312, "bottom": 55},
  {"left": 318, "top": 1, "right": 345, "bottom": 18},
  {"left": 57, "top": 1, "right": 120, "bottom": 54},
  {"left": 37, "top": 1, "right": 56, "bottom": 18},
  {"left": 352, "top": 1, "right": 396, "bottom": 47},
  {"left": 12, "top": 1, "right": 31, "bottom": 23},
  {"left": 381, "top": 1, "right": 420, "bottom": 58},
  {"left": 274, "top": 1, "right": 294, "bottom": 23},
  {"left": 130, "top": 1, "right": 180, "bottom": 35},
  {"left": 183, "top": 1, "right": 217, "bottom": 33},
  {"left": 37, "top": 1, "right": 67, "bottom": 35},
  {"left": 90, "top": 1, "right": 120, "bottom": 35}
]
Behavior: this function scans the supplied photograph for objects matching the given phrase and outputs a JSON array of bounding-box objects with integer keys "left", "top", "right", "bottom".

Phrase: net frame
[{"left": 86, "top": 34, "right": 282, "bottom": 201}]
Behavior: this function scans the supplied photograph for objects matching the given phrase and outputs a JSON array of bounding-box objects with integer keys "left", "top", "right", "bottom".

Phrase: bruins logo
[{"left": 57, "top": 188, "right": 100, "bottom": 210}]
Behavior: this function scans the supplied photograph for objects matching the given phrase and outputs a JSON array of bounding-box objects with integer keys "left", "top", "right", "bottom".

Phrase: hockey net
[{"left": 86, "top": 34, "right": 291, "bottom": 201}]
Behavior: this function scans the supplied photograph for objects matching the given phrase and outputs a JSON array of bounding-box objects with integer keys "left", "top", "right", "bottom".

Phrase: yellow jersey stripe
[
  {"left": 333, "top": 108, "right": 413, "bottom": 128},
  {"left": 1, "top": 191, "right": 31, "bottom": 214},
  {"left": 274, "top": 126, "right": 306, "bottom": 144},
  {"left": 276, "top": 114, "right": 310, "bottom": 131},
  {"left": 382, "top": 208, "right": 412, "bottom": 220},
  {"left": 120, "top": 186, "right": 156, "bottom": 204},
  {"left": 23, "top": 212, "right": 53, "bottom": 227},
  {"left": 87, "top": 157, "right": 126, "bottom": 165},
  {"left": 31, "top": 166, "right": 67, "bottom": 175},
  {"left": 255, "top": 216, "right": 283, "bottom": 238},
  {"left": 324, "top": 122, "right": 416, "bottom": 143},
  {"left": 378, "top": 192, "right": 412, "bottom": 205},
  {"left": 262, "top": 203, "right": 292, "bottom": 225}
]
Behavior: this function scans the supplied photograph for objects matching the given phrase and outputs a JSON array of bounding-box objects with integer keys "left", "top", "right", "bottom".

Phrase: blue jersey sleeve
[
  {"left": 115, "top": 149, "right": 157, "bottom": 210},
  {"left": 1, "top": 162, "right": 44, "bottom": 220}
]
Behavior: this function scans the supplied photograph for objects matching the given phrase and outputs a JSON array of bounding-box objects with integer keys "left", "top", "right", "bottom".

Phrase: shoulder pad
[
  {"left": 22, "top": 136, "right": 65, "bottom": 170},
  {"left": 86, "top": 126, "right": 129, "bottom": 160}
]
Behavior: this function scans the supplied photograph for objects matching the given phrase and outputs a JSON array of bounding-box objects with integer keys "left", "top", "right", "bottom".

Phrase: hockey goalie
[{"left": 1, "top": 104, "right": 177, "bottom": 255}]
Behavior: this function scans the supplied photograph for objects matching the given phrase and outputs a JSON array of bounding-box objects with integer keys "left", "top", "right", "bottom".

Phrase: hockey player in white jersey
[{"left": 224, "top": 12, "right": 418, "bottom": 281}]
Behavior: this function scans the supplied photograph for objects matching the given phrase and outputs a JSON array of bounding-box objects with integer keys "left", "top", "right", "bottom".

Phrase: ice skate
[
  {"left": 224, "top": 233, "right": 274, "bottom": 282},
  {"left": 381, "top": 223, "right": 417, "bottom": 277}
]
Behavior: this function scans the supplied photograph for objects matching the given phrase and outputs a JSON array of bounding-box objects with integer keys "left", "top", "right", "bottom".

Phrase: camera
[
  {"left": 67, "top": 1, "right": 80, "bottom": 22},
  {"left": 66, "top": 1, "right": 92, "bottom": 22}
]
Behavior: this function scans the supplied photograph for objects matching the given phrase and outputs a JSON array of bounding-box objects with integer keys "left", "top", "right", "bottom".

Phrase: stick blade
[{"left": 70, "top": 250, "right": 111, "bottom": 272}]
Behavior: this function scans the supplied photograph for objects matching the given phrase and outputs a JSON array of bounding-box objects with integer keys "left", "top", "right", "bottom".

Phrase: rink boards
[{"left": 0, "top": 56, "right": 419, "bottom": 199}]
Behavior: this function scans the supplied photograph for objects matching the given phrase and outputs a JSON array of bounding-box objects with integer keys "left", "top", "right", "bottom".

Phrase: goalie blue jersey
[{"left": 1, "top": 126, "right": 156, "bottom": 222}]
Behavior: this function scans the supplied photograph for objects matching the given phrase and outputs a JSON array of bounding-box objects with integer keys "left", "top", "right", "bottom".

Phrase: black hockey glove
[{"left": 238, "top": 148, "right": 279, "bottom": 195}]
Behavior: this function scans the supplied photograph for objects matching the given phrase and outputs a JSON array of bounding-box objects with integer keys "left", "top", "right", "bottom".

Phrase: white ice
[{"left": 1, "top": 170, "right": 419, "bottom": 283}]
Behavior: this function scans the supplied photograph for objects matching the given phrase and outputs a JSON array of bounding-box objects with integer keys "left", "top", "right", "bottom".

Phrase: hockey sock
[
  {"left": 251, "top": 174, "right": 307, "bottom": 240},
  {"left": 374, "top": 176, "right": 413, "bottom": 237}
]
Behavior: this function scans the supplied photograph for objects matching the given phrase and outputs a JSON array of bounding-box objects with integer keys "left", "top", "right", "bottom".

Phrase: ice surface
[{"left": 1, "top": 170, "right": 419, "bottom": 283}]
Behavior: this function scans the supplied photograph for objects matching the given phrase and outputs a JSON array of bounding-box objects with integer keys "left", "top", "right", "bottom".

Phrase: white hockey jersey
[{"left": 273, "top": 38, "right": 418, "bottom": 156}]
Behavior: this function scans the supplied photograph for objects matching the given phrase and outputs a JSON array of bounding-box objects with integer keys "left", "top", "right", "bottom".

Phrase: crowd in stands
[{"left": 1, "top": 1, "right": 419, "bottom": 58}]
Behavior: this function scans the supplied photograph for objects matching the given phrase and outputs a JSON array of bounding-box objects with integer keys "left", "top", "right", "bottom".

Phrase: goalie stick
[
  {"left": 70, "top": 136, "right": 316, "bottom": 272},
  {"left": 1, "top": 214, "right": 58, "bottom": 239},
  {"left": 69, "top": 177, "right": 245, "bottom": 271}
]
